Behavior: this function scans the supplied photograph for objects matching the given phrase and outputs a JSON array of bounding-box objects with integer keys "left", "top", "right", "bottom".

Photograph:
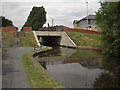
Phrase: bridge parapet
[{"left": 35, "top": 31, "right": 62, "bottom": 36}]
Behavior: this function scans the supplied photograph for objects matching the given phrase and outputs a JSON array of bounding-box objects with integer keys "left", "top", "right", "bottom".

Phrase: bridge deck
[{"left": 35, "top": 31, "right": 63, "bottom": 36}]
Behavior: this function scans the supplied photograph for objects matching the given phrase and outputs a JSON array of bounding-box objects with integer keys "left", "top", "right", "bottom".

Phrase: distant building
[{"left": 73, "top": 15, "right": 99, "bottom": 31}]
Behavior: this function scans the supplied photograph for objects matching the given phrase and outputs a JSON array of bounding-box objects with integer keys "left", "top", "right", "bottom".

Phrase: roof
[
  {"left": 74, "top": 15, "right": 96, "bottom": 24},
  {"left": 83, "top": 15, "right": 96, "bottom": 20},
  {"left": 73, "top": 20, "right": 79, "bottom": 24}
]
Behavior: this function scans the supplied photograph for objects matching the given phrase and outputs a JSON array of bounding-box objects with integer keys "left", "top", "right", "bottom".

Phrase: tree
[
  {"left": 96, "top": 2, "right": 120, "bottom": 57},
  {"left": 22, "top": 6, "right": 47, "bottom": 31},
  {"left": 0, "top": 16, "right": 13, "bottom": 28}
]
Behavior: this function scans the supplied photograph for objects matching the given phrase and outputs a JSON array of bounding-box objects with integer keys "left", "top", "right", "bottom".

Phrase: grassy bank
[
  {"left": 22, "top": 48, "right": 64, "bottom": 88},
  {"left": 66, "top": 32, "right": 104, "bottom": 48},
  {"left": 2, "top": 31, "right": 38, "bottom": 47},
  {"left": 2, "top": 31, "right": 17, "bottom": 47},
  {"left": 20, "top": 31, "right": 38, "bottom": 47}
]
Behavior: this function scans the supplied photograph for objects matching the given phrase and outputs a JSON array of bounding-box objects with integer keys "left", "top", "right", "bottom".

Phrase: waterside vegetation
[
  {"left": 96, "top": 2, "right": 120, "bottom": 57},
  {"left": 22, "top": 48, "right": 64, "bottom": 88}
]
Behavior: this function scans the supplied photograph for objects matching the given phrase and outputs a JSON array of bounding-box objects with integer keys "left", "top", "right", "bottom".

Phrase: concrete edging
[
  {"left": 33, "top": 31, "right": 41, "bottom": 46},
  {"left": 27, "top": 48, "right": 65, "bottom": 88}
]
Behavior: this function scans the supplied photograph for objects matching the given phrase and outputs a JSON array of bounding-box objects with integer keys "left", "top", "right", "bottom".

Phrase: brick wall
[
  {"left": 64, "top": 28, "right": 101, "bottom": 34},
  {"left": 0, "top": 26, "right": 17, "bottom": 32},
  {"left": 0, "top": 28, "right": 1, "bottom": 32},
  {"left": 23, "top": 27, "right": 32, "bottom": 31}
]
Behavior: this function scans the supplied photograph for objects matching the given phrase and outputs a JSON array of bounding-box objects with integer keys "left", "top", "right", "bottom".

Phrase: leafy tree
[
  {"left": 96, "top": 2, "right": 120, "bottom": 57},
  {"left": 22, "top": 6, "right": 47, "bottom": 31},
  {"left": 0, "top": 16, "right": 13, "bottom": 27}
]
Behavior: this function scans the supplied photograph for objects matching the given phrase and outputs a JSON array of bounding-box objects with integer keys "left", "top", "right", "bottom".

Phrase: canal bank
[
  {"left": 22, "top": 47, "right": 65, "bottom": 88},
  {"left": 33, "top": 46, "right": 119, "bottom": 88},
  {"left": 60, "top": 31, "right": 104, "bottom": 51},
  {"left": 34, "top": 46, "right": 102, "bottom": 88},
  {"left": 66, "top": 31, "right": 104, "bottom": 50}
]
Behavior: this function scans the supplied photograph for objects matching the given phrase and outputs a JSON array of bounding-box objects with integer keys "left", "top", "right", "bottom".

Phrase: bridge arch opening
[{"left": 38, "top": 36, "right": 61, "bottom": 46}]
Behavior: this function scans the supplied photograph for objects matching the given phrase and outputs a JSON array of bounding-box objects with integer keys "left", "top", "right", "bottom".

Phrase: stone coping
[{"left": 27, "top": 48, "right": 65, "bottom": 88}]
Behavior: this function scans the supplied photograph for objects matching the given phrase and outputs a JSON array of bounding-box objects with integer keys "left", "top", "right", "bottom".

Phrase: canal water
[{"left": 34, "top": 47, "right": 120, "bottom": 88}]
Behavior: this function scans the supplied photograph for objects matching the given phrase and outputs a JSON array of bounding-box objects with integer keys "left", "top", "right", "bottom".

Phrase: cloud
[{"left": 2, "top": 0, "right": 100, "bottom": 30}]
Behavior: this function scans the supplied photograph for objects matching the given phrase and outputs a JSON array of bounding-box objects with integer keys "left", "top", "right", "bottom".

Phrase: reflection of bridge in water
[
  {"left": 35, "top": 47, "right": 76, "bottom": 62},
  {"left": 63, "top": 58, "right": 100, "bottom": 69},
  {"left": 35, "top": 47, "right": 101, "bottom": 69}
]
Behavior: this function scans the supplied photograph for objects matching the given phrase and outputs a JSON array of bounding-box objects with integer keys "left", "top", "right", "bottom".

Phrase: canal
[{"left": 34, "top": 47, "right": 120, "bottom": 88}]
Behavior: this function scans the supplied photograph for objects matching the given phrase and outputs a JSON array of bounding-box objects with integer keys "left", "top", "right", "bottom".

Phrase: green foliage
[
  {"left": 96, "top": 2, "right": 120, "bottom": 57},
  {"left": 22, "top": 6, "right": 47, "bottom": 30},
  {"left": 0, "top": 16, "right": 13, "bottom": 27}
]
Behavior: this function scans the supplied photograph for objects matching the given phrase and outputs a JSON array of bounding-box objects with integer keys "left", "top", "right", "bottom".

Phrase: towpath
[{"left": 2, "top": 47, "right": 33, "bottom": 88}]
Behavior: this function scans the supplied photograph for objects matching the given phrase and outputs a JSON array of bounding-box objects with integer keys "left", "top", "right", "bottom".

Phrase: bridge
[{"left": 33, "top": 31, "right": 76, "bottom": 47}]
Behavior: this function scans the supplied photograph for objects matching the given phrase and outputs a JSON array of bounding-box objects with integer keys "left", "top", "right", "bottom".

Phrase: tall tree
[
  {"left": 96, "top": 2, "right": 120, "bottom": 57},
  {"left": 22, "top": 6, "right": 47, "bottom": 30},
  {"left": 0, "top": 16, "right": 13, "bottom": 27}
]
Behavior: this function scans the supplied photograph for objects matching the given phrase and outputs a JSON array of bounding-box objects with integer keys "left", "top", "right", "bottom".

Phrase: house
[{"left": 73, "top": 15, "right": 99, "bottom": 31}]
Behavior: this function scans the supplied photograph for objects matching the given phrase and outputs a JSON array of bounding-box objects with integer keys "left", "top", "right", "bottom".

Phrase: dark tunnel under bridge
[
  {"left": 37, "top": 36, "right": 61, "bottom": 46},
  {"left": 34, "top": 31, "right": 76, "bottom": 47}
]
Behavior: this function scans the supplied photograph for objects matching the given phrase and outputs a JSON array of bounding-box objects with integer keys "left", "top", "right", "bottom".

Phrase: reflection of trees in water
[
  {"left": 37, "top": 47, "right": 61, "bottom": 58},
  {"left": 65, "top": 49, "right": 102, "bottom": 62},
  {"left": 93, "top": 56, "right": 120, "bottom": 88}
]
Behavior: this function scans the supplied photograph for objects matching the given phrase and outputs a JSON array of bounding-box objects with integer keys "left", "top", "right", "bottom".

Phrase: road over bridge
[{"left": 33, "top": 31, "right": 76, "bottom": 47}]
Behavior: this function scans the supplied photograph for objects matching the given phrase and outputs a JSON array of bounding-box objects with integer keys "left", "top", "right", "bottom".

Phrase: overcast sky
[{"left": 1, "top": 0, "right": 101, "bottom": 30}]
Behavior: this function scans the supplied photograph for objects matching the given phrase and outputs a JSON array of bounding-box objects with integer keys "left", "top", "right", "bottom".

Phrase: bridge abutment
[{"left": 33, "top": 31, "right": 76, "bottom": 47}]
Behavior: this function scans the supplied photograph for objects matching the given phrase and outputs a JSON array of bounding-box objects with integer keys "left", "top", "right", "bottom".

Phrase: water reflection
[
  {"left": 93, "top": 56, "right": 120, "bottom": 88},
  {"left": 34, "top": 47, "right": 119, "bottom": 88}
]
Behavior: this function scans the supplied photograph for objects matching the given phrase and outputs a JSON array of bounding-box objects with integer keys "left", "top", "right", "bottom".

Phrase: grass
[
  {"left": 22, "top": 48, "right": 63, "bottom": 88},
  {"left": 20, "top": 31, "right": 38, "bottom": 47},
  {"left": 2, "top": 31, "right": 38, "bottom": 47},
  {"left": 66, "top": 32, "right": 104, "bottom": 48},
  {"left": 2, "top": 31, "right": 17, "bottom": 47},
  {"left": 2, "top": 48, "right": 7, "bottom": 53}
]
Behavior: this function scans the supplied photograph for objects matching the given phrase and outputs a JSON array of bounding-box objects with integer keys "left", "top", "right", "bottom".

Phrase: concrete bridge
[{"left": 33, "top": 31, "right": 76, "bottom": 47}]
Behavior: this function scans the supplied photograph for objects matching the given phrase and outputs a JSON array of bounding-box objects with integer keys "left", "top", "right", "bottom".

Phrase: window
[{"left": 88, "top": 19, "right": 91, "bottom": 24}]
